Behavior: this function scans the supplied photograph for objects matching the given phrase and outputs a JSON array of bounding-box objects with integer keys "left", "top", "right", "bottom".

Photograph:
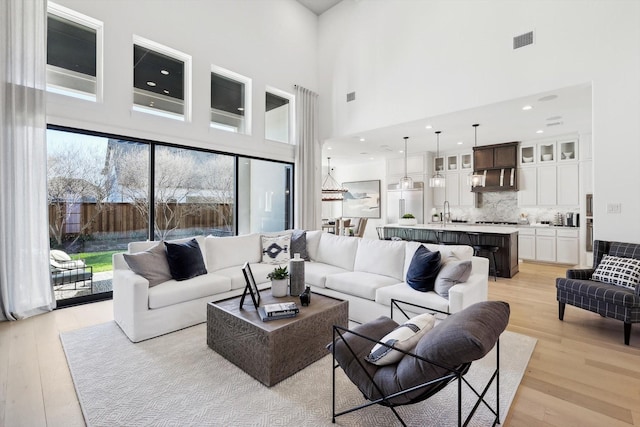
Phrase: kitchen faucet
[{"left": 443, "top": 200, "right": 451, "bottom": 228}]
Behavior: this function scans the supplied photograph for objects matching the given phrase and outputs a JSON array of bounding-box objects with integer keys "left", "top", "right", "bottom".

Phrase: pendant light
[
  {"left": 468, "top": 124, "right": 486, "bottom": 187},
  {"left": 429, "top": 131, "right": 446, "bottom": 188},
  {"left": 399, "top": 136, "right": 414, "bottom": 189},
  {"left": 321, "top": 157, "right": 348, "bottom": 201}
]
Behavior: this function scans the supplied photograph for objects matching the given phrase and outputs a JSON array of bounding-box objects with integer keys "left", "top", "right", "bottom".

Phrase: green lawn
[{"left": 71, "top": 250, "right": 122, "bottom": 273}]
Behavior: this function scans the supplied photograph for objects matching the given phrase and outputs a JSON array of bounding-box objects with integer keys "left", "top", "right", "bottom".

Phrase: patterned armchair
[{"left": 556, "top": 240, "right": 640, "bottom": 345}]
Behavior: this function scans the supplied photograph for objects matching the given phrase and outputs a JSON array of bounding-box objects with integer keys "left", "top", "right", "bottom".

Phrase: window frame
[
  {"left": 132, "top": 35, "right": 192, "bottom": 122},
  {"left": 265, "top": 86, "right": 295, "bottom": 145},
  {"left": 210, "top": 65, "right": 252, "bottom": 135},
  {"left": 47, "top": 2, "right": 104, "bottom": 102}
]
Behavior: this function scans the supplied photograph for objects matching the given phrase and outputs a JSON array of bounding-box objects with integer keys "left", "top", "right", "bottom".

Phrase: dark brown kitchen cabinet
[
  {"left": 472, "top": 142, "right": 519, "bottom": 192},
  {"left": 473, "top": 142, "right": 518, "bottom": 170}
]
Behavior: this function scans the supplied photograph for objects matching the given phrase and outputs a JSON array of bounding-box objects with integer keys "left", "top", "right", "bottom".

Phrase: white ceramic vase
[{"left": 271, "top": 279, "right": 288, "bottom": 297}]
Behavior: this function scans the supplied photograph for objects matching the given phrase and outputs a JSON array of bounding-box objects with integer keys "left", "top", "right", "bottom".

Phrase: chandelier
[{"left": 321, "top": 157, "right": 348, "bottom": 201}]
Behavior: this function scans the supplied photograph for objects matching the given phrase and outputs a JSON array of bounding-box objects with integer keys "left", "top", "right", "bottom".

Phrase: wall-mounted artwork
[{"left": 342, "top": 180, "right": 381, "bottom": 218}]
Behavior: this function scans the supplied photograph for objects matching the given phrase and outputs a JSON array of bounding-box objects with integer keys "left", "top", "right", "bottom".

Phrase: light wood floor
[{"left": 1, "top": 262, "right": 639, "bottom": 426}]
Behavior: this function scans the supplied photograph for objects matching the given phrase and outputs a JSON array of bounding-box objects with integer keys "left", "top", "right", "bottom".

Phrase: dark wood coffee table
[{"left": 207, "top": 290, "right": 348, "bottom": 387}]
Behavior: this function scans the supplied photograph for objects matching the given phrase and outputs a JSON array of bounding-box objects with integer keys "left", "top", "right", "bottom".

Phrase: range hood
[{"left": 471, "top": 142, "right": 519, "bottom": 192}]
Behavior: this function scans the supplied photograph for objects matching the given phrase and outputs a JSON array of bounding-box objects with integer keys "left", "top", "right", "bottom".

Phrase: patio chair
[
  {"left": 50, "top": 249, "right": 93, "bottom": 290},
  {"left": 329, "top": 300, "right": 510, "bottom": 426}
]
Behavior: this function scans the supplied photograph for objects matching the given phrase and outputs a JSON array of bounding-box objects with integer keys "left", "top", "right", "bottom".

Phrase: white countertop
[{"left": 385, "top": 223, "right": 519, "bottom": 234}]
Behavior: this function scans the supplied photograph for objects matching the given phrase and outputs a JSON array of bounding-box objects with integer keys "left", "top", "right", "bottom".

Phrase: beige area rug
[{"left": 61, "top": 322, "right": 536, "bottom": 427}]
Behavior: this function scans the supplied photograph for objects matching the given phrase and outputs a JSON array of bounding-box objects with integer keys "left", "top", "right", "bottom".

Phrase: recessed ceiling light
[
  {"left": 522, "top": 105, "right": 533, "bottom": 111},
  {"left": 399, "top": 150, "right": 404, "bottom": 153},
  {"left": 369, "top": 157, "right": 374, "bottom": 160},
  {"left": 237, "top": 107, "right": 244, "bottom": 111},
  {"left": 149, "top": 101, "right": 154, "bottom": 106},
  {"left": 359, "top": 138, "right": 365, "bottom": 142},
  {"left": 160, "top": 70, "right": 169, "bottom": 75},
  {"left": 425, "top": 125, "right": 432, "bottom": 129},
  {"left": 146, "top": 81, "right": 156, "bottom": 87},
  {"left": 457, "top": 141, "right": 463, "bottom": 145},
  {"left": 327, "top": 147, "right": 332, "bottom": 150},
  {"left": 163, "top": 90, "right": 169, "bottom": 94},
  {"left": 536, "top": 129, "right": 544, "bottom": 134}
]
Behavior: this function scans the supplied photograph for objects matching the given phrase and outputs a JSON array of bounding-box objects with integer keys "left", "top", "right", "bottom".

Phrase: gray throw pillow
[
  {"left": 123, "top": 243, "right": 172, "bottom": 287},
  {"left": 290, "top": 229, "right": 310, "bottom": 261},
  {"left": 434, "top": 260, "right": 472, "bottom": 298}
]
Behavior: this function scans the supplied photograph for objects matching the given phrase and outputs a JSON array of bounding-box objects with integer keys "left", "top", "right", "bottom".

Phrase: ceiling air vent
[
  {"left": 546, "top": 121, "right": 564, "bottom": 127},
  {"left": 513, "top": 31, "right": 534, "bottom": 49},
  {"left": 346, "top": 91, "right": 356, "bottom": 102}
]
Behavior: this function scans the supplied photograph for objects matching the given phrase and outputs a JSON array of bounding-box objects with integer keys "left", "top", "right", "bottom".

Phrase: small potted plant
[
  {"left": 398, "top": 213, "right": 417, "bottom": 226},
  {"left": 267, "top": 265, "right": 289, "bottom": 297}
]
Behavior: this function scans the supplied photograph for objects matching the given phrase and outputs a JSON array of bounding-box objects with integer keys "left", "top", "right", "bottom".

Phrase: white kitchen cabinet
[
  {"left": 445, "top": 173, "right": 460, "bottom": 206},
  {"left": 557, "top": 139, "right": 578, "bottom": 161},
  {"left": 556, "top": 229, "right": 579, "bottom": 265},
  {"left": 460, "top": 153, "right": 472, "bottom": 171},
  {"left": 518, "top": 228, "right": 536, "bottom": 260},
  {"left": 520, "top": 145, "right": 535, "bottom": 165},
  {"left": 459, "top": 175, "right": 474, "bottom": 206},
  {"left": 517, "top": 167, "right": 537, "bottom": 206},
  {"left": 557, "top": 163, "right": 579, "bottom": 206},
  {"left": 538, "top": 142, "right": 556, "bottom": 163},
  {"left": 537, "top": 166, "right": 557, "bottom": 206},
  {"left": 387, "top": 154, "right": 424, "bottom": 176},
  {"left": 535, "top": 228, "right": 557, "bottom": 262}
]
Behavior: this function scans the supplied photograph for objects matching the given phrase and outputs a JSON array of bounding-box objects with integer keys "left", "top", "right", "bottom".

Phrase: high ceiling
[
  {"left": 296, "top": 0, "right": 343, "bottom": 15},
  {"left": 323, "top": 83, "right": 592, "bottom": 166}
]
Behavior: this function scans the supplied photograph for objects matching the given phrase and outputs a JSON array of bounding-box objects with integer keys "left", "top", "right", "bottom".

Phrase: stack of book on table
[{"left": 258, "top": 302, "right": 299, "bottom": 322}]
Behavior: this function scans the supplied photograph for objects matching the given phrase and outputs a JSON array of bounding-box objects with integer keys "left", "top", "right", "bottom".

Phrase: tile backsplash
[{"left": 448, "top": 191, "right": 576, "bottom": 224}]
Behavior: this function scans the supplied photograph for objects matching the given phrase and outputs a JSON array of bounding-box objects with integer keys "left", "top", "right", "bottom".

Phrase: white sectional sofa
[{"left": 112, "top": 230, "right": 489, "bottom": 342}]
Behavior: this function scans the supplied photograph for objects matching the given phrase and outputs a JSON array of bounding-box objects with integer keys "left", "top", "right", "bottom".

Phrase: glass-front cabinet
[
  {"left": 446, "top": 155, "right": 458, "bottom": 171},
  {"left": 520, "top": 145, "right": 535, "bottom": 165},
  {"left": 538, "top": 142, "right": 555, "bottom": 163},
  {"left": 558, "top": 139, "right": 578, "bottom": 161},
  {"left": 460, "top": 153, "right": 472, "bottom": 170},
  {"left": 434, "top": 156, "right": 444, "bottom": 173}
]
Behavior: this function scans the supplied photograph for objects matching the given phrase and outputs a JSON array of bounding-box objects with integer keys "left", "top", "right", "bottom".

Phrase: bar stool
[{"left": 466, "top": 232, "right": 499, "bottom": 281}]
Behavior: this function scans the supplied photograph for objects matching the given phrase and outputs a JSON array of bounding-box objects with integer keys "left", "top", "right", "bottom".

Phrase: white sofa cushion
[
  {"left": 325, "top": 271, "right": 401, "bottom": 300},
  {"left": 305, "top": 262, "right": 350, "bottom": 288},
  {"left": 148, "top": 273, "right": 231, "bottom": 309},
  {"left": 354, "top": 238, "right": 406, "bottom": 281},
  {"left": 375, "top": 282, "right": 450, "bottom": 313},
  {"left": 205, "top": 233, "right": 262, "bottom": 271},
  {"left": 316, "top": 233, "right": 359, "bottom": 271},
  {"left": 306, "top": 230, "right": 322, "bottom": 261}
]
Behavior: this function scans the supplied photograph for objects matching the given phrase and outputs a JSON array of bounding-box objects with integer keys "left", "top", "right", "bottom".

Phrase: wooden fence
[{"left": 49, "top": 202, "right": 232, "bottom": 237}]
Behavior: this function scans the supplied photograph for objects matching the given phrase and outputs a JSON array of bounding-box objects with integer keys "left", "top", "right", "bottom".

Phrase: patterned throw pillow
[
  {"left": 261, "top": 234, "right": 291, "bottom": 265},
  {"left": 591, "top": 255, "right": 640, "bottom": 289},
  {"left": 365, "top": 313, "right": 436, "bottom": 366}
]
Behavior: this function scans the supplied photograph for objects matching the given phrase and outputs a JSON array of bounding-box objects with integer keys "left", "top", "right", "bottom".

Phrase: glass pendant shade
[
  {"left": 429, "top": 131, "right": 446, "bottom": 188},
  {"left": 468, "top": 124, "right": 485, "bottom": 187},
  {"left": 399, "top": 136, "right": 413, "bottom": 189}
]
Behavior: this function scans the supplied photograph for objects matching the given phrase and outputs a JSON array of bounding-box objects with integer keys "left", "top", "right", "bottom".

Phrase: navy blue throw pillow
[
  {"left": 164, "top": 239, "right": 207, "bottom": 281},
  {"left": 406, "top": 245, "right": 442, "bottom": 292}
]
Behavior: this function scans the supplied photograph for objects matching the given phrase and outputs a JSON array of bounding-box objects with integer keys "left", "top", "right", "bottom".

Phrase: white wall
[
  {"left": 318, "top": 0, "right": 640, "bottom": 243},
  {"left": 47, "top": 0, "right": 318, "bottom": 165}
]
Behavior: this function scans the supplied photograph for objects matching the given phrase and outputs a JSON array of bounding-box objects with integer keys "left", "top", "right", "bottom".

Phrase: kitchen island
[{"left": 383, "top": 223, "right": 519, "bottom": 278}]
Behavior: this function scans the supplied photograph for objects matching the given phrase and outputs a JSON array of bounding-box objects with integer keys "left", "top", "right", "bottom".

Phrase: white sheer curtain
[
  {"left": 0, "top": 0, "right": 55, "bottom": 320},
  {"left": 294, "top": 85, "right": 322, "bottom": 231}
]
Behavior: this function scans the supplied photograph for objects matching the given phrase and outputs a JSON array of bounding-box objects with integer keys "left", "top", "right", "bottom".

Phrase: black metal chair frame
[{"left": 331, "top": 299, "right": 501, "bottom": 426}]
